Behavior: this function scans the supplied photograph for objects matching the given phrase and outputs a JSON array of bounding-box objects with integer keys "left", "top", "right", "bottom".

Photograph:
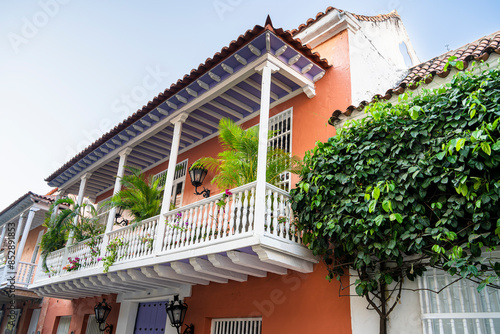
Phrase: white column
[
  {"left": 105, "top": 148, "right": 133, "bottom": 233},
  {"left": 0, "top": 225, "right": 6, "bottom": 250},
  {"left": 154, "top": 114, "right": 188, "bottom": 254},
  {"left": 12, "top": 212, "right": 26, "bottom": 255},
  {"left": 67, "top": 172, "right": 92, "bottom": 246},
  {"left": 114, "top": 300, "right": 139, "bottom": 334},
  {"left": 14, "top": 208, "right": 39, "bottom": 266},
  {"left": 2, "top": 212, "right": 26, "bottom": 283},
  {"left": 254, "top": 61, "right": 280, "bottom": 235},
  {"left": 100, "top": 148, "right": 133, "bottom": 256}
]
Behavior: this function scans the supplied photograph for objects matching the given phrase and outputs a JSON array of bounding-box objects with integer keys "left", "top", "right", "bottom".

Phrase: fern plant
[
  {"left": 102, "top": 166, "right": 164, "bottom": 226},
  {"left": 191, "top": 118, "right": 301, "bottom": 189}
]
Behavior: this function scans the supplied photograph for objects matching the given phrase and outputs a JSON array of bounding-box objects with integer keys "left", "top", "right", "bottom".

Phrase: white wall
[
  {"left": 350, "top": 270, "right": 423, "bottom": 334},
  {"left": 348, "top": 17, "right": 420, "bottom": 107}
]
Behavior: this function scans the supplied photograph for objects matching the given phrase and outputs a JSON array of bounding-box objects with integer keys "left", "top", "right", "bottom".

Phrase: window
[
  {"left": 56, "top": 316, "right": 71, "bottom": 334},
  {"left": 153, "top": 159, "right": 188, "bottom": 209},
  {"left": 268, "top": 108, "right": 293, "bottom": 191},
  {"left": 418, "top": 268, "right": 500, "bottom": 333},
  {"left": 85, "top": 315, "right": 100, "bottom": 334},
  {"left": 211, "top": 318, "right": 262, "bottom": 334}
]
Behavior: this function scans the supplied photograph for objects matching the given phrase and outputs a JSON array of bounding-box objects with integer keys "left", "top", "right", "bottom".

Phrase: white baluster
[
  {"left": 217, "top": 201, "right": 224, "bottom": 239},
  {"left": 241, "top": 189, "right": 249, "bottom": 235},
  {"left": 229, "top": 193, "right": 236, "bottom": 236},
  {"left": 223, "top": 198, "right": 230, "bottom": 238},
  {"left": 190, "top": 208, "right": 198, "bottom": 246},
  {"left": 195, "top": 206, "right": 203, "bottom": 245},
  {"left": 273, "top": 191, "right": 279, "bottom": 236},
  {"left": 248, "top": 187, "right": 255, "bottom": 232},
  {"left": 210, "top": 202, "right": 217, "bottom": 240},
  {"left": 266, "top": 189, "right": 272, "bottom": 234},
  {"left": 201, "top": 203, "right": 208, "bottom": 243},
  {"left": 235, "top": 192, "right": 243, "bottom": 234}
]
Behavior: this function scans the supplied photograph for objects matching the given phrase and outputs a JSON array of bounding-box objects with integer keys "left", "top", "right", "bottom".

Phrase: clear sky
[{"left": 0, "top": 0, "right": 499, "bottom": 209}]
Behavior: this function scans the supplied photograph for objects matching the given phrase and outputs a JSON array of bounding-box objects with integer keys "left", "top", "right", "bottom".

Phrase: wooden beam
[
  {"left": 152, "top": 265, "right": 209, "bottom": 285},
  {"left": 230, "top": 86, "right": 260, "bottom": 104},
  {"left": 271, "top": 77, "right": 292, "bottom": 94},
  {"left": 220, "top": 93, "right": 254, "bottom": 113},
  {"left": 245, "top": 78, "right": 279, "bottom": 101},
  {"left": 207, "top": 101, "right": 243, "bottom": 119},
  {"left": 208, "top": 253, "right": 267, "bottom": 277},
  {"left": 171, "top": 261, "right": 228, "bottom": 284},
  {"left": 252, "top": 245, "right": 313, "bottom": 273},
  {"left": 188, "top": 113, "right": 219, "bottom": 129},
  {"left": 190, "top": 258, "right": 247, "bottom": 282},
  {"left": 227, "top": 250, "right": 287, "bottom": 275}
]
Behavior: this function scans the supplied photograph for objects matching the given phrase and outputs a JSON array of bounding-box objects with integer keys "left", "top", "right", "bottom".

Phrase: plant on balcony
[
  {"left": 140, "top": 233, "right": 154, "bottom": 249},
  {"left": 62, "top": 257, "right": 81, "bottom": 272},
  {"left": 102, "top": 166, "right": 164, "bottom": 227},
  {"left": 191, "top": 118, "right": 301, "bottom": 189},
  {"left": 166, "top": 212, "right": 188, "bottom": 232},
  {"left": 102, "top": 237, "right": 128, "bottom": 273},
  {"left": 40, "top": 198, "right": 104, "bottom": 271}
]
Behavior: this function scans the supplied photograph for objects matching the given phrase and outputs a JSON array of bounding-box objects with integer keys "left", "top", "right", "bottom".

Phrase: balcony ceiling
[
  {"left": 31, "top": 244, "right": 316, "bottom": 300},
  {"left": 49, "top": 29, "right": 327, "bottom": 200}
]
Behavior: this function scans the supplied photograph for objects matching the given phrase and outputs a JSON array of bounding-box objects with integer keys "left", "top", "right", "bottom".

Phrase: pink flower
[
  {"left": 225, "top": 189, "right": 232, "bottom": 196},
  {"left": 97, "top": 257, "right": 102, "bottom": 262}
]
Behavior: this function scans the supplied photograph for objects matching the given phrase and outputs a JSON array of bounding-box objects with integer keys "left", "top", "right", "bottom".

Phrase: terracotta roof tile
[
  {"left": 46, "top": 22, "right": 330, "bottom": 183},
  {"left": 329, "top": 30, "right": 500, "bottom": 125},
  {"left": 0, "top": 192, "right": 55, "bottom": 218},
  {"left": 290, "top": 6, "right": 401, "bottom": 35}
]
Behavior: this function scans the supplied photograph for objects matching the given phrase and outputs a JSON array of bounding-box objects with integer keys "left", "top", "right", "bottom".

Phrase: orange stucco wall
[
  {"left": 38, "top": 294, "right": 119, "bottom": 334},
  {"left": 19, "top": 225, "right": 45, "bottom": 264},
  {"left": 51, "top": 26, "right": 352, "bottom": 334},
  {"left": 184, "top": 262, "right": 351, "bottom": 334},
  {"left": 95, "top": 30, "right": 351, "bottom": 206}
]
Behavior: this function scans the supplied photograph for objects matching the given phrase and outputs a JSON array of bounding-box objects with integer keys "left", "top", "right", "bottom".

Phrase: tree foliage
[
  {"left": 290, "top": 62, "right": 500, "bottom": 329},
  {"left": 41, "top": 198, "right": 104, "bottom": 270},
  {"left": 102, "top": 166, "right": 164, "bottom": 224},
  {"left": 192, "top": 118, "right": 300, "bottom": 189}
]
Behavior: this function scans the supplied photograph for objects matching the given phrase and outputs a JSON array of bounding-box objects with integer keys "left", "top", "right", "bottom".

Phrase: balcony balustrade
[{"left": 32, "top": 182, "right": 303, "bottom": 285}]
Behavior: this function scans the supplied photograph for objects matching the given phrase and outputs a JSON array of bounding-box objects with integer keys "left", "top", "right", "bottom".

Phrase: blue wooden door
[{"left": 134, "top": 301, "right": 168, "bottom": 334}]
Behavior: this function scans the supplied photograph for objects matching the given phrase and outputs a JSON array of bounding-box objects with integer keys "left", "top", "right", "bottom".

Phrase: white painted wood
[
  {"left": 208, "top": 254, "right": 266, "bottom": 277},
  {"left": 197, "top": 79, "right": 209, "bottom": 90},
  {"left": 27, "top": 308, "right": 41, "bottom": 334},
  {"left": 115, "top": 300, "right": 139, "bottom": 334},
  {"left": 67, "top": 173, "right": 91, "bottom": 245},
  {"left": 220, "top": 93, "right": 253, "bottom": 113},
  {"left": 171, "top": 261, "right": 228, "bottom": 284},
  {"left": 209, "top": 72, "right": 221, "bottom": 82},
  {"left": 275, "top": 45, "right": 287, "bottom": 56},
  {"left": 252, "top": 245, "right": 313, "bottom": 273},
  {"left": 254, "top": 61, "right": 279, "bottom": 235},
  {"left": 226, "top": 250, "right": 286, "bottom": 275},
  {"left": 14, "top": 208, "right": 38, "bottom": 267},
  {"left": 155, "top": 115, "right": 188, "bottom": 255},
  {"left": 248, "top": 44, "right": 261, "bottom": 56},
  {"left": 288, "top": 54, "right": 301, "bottom": 65},
  {"left": 222, "top": 63, "right": 234, "bottom": 74},
  {"left": 190, "top": 257, "right": 247, "bottom": 282},
  {"left": 235, "top": 54, "right": 247, "bottom": 65},
  {"left": 152, "top": 264, "right": 209, "bottom": 285},
  {"left": 207, "top": 101, "right": 243, "bottom": 119},
  {"left": 186, "top": 87, "right": 198, "bottom": 97},
  {"left": 176, "top": 95, "right": 188, "bottom": 104},
  {"left": 56, "top": 316, "right": 71, "bottom": 334}
]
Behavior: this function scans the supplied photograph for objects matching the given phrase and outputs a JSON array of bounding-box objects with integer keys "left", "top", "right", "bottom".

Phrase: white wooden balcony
[
  {"left": 30, "top": 182, "right": 317, "bottom": 299},
  {"left": 0, "top": 261, "right": 38, "bottom": 288}
]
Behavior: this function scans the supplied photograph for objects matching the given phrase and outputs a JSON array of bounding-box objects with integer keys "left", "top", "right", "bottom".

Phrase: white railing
[
  {"left": 32, "top": 182, "right": 302, "bottom": 283},
  {"left": 263, "top": 183, "right": 301, "bottom": 244},
  {"left": 65, "top": 234, "right": 104, "bottom": 273},
  {"left": 16, "top": 261, "right": 37, "bottom": 287},
  {"left": 106, "top": 215, "right": 160, "bottom": 264},
  {"left": 161, "top": 182, "right": 257, "bottom": 253},
  {"left": 36, "top": 248, "right": 66, "bottom": 281}
]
